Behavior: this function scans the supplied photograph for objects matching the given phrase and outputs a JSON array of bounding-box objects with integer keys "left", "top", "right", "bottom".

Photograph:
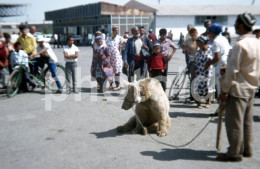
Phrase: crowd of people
[{"left": 0, "top": 25, "right": 79, "bottom": 93}]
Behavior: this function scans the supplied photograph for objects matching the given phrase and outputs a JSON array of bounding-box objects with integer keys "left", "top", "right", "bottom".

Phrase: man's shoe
[
  {"left": 30, "top": 84, "right": 36, "bottom": 91},
  {"left": 216, "top": 154, "right": 242, "bottom": 162},
  {"left": 98, "top": 89, "right": 103, "bottom": 93},
  {"left": 56, "top": 89, "right": 63, "bottom": 94},
  {"left": 243, "top": 153, "right": 253, "bottom": 158}
]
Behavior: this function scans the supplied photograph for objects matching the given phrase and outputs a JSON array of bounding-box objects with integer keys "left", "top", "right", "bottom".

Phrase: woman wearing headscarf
[
  {"left": 193, "top": 35, "right": 215, "bottom": 108},
  {"left": 205, "top": 23, "right": 231, "bottom": 99},
  {"left": 91, "top": 36, "right": 114, "bottom": 93},
  {"left": 106, "top": 26, "right": 124, "bottom": 91}
]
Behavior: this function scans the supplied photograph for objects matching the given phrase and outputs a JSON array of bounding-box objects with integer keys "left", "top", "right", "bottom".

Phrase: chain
[{"left": 132, "top": 106, "right": 215, "bottom": 148}]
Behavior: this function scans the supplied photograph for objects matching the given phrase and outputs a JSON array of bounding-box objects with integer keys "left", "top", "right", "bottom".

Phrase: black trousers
[
  {"left": 20, "top": 69, "right": 36, "bottom": 91},
  {"left": 150, "top": 69, "right": 166, "bottom": 91}
]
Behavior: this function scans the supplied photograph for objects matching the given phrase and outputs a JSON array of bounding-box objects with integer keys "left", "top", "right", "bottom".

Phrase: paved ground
[{"left": 0, "top": 46, "right": 260, "bottom": 169}]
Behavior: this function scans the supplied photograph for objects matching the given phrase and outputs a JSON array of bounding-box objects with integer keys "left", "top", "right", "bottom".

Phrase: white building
[{"left": 125, "top": 0, "right": 260, "bottom": 40}]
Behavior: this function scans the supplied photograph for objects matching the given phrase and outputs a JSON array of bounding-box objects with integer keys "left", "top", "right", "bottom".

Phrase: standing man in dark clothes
[
  {"left": 222, "top": 27, "right": 231, "bottom": 44},
  {"left": 140, "top": 26, "right": 153, "bottom": 77},
  {"left": 58, "top": 33, "right": 62, "bottom": 48},
  {"left": 202, "top": 19, "right": 212, "bottom": 37},
  {"left": 123, "top": 26, "right": 146, "bottom": 82},
  {"left": 148, "top": 29, "right": 157, "bottom": 44}
]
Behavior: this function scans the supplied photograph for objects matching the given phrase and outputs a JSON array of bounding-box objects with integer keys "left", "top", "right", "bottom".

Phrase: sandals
[{"left": 113, "top": 86, "right": 121, "bottom": 91}]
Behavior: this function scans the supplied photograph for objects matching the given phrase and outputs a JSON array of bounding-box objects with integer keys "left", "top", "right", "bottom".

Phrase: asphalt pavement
[{"left": 0, "top": 46, "right": 260, "bottom": 169}]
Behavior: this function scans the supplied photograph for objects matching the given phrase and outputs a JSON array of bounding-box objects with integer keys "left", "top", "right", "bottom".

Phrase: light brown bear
[{"left": 117, "top": 78, "right": 170, "bottom": 137}]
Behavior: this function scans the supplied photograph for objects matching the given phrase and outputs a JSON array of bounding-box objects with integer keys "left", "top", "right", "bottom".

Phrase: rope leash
[{"left": 132, "top": 106, "right": 215, "bottom": 148}]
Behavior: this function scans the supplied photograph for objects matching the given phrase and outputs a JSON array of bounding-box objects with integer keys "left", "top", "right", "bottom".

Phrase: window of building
[
  {"left": 111, "top": 15, "right": 153, "bottom": 36},
  {"left": 195, "top": 16, "right": 228, "bottom": 25}
]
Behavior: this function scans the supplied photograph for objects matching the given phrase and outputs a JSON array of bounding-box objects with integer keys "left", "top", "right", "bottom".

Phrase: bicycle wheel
[
  {"left": 6, "top": 69, "right": 22, "bottom": 97},
  {"left": 44, "top": 63, "right": 66, "bottom": 91},
  {"left": 168, "top": 73, "right": 180, "bottom": 100},
  {"left": 168, "top": 70, "right": 187, "bottom": 100}
]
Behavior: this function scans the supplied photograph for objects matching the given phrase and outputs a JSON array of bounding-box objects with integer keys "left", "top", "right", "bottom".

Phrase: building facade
[
  {"left": 45, "top": 2, "right": 153, "bottom": 37},
  {"left": 125, "top": 0, "right": 260, "bottom": 40}
]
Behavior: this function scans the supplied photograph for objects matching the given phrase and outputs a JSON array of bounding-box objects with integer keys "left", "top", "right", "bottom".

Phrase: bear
[{"left": 117, "top": 78, "right": 171, "bottom": 137}]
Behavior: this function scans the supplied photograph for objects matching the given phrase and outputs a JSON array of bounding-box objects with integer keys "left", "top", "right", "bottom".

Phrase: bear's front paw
[
  {"left": 157, "top": 130, "right": 168, "bottom": 137},
  {"left": 142, "top": 127, "right": 148, "bottom": 135}
]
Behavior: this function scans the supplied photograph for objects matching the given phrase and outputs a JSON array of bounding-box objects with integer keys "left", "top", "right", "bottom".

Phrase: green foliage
[{"left": 43, "top": 28, "right": 53, "bottom": 34}]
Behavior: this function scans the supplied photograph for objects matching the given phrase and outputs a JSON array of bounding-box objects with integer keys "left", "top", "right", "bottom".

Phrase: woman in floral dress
[
  {"left": 106, "top": 26, "right": 124, "bottom": 91},
  {"left": 193, "top": 35, "right": 215, "bottom": 108},
  {"left": 91, "top": 36, "right": 114, "bottom": 93}
]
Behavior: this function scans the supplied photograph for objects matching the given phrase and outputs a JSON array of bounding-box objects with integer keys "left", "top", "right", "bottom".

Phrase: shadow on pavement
[
  {"left": 169, "top": 112, "right": 210, "bottom": 118},
  {"left": 80, "top": 87, "right": 92, "bottom": 93},
  {"left": 167, "top": 72, "right": 179, "bottom": 76},
  {"left": 140, "top": 148, "right": 217, "bottom": 161},
  {"left": 253, "top": 116, "right": 260, "bottom": 122},
  {"left": 82, "top": 87, "right": 123, "bottom": 97},
  {"left": 90, "top": 128, "right": 125, "bottom": 138},
  {"left": 170, "top": 104, "right": 197, "bottom": 109},
  {"left": 210, "top": 117, "right": 225, "bottom": 124},
  {"left": 0, "top": 94, "right": 8, "bottom": 100}
]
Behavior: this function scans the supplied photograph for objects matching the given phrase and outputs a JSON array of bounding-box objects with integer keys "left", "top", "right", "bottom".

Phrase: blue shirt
[{"left": 10, "top": 50, "right": 29, "bottom": 69}]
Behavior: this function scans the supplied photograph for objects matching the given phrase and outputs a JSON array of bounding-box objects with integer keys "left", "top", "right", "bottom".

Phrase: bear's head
[{"left": 121, "top": 81, "right": 142, "bottom": 110}]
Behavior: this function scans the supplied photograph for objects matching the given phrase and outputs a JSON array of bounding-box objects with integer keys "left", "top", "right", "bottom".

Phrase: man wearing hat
[{"left": 217, "top": 12, "right": 260, "bottom": 162}]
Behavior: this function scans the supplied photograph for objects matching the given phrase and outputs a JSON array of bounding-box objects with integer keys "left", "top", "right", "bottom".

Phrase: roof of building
[
  {"left": 0, "top": 3, "right": 28, "bottom": 17},
  {"left": 45, "top": 1, "right": 152, "bottom": 21},
  {"left": 125, "top": 0, "right": 260, "bottom": 16}
]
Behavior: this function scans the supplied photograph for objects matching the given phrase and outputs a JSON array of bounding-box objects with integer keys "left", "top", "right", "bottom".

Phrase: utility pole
[
  {"left": 158, "top": 0, "right": 160, "bottom": 4},
  {"left": 251, "top": 0, "right": 255, "bottom": 5}
]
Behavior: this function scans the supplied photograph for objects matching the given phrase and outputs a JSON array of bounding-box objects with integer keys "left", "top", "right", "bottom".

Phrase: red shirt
[
  {"left": 0, "top": 41, "right": 6, "bottom": 68},
  {"left": 148, "top": 52, "right": 166, "bottom": 71},
  {"left": 148, "top": 33, "right": 157, "bottom": 44}
]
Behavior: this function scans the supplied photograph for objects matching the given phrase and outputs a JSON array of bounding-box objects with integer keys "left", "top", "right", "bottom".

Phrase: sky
[{"left": 1, "top": 0, "right": 259, "bottom": 23}]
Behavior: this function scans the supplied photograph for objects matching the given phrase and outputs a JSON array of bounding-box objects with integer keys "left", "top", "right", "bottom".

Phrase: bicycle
[
  {"left": 168, "top": 56, "right": 195, "bottom": 101},
  {"left": 6, "top": 60, "right": 66, "bottom": 98}
]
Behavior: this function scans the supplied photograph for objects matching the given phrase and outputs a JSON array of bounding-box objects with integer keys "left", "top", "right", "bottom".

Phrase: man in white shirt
[
  {"left": 53, "top": 33, "right": 58, "bottom": 48},
  {"left": 31, "top": 35, "right": 63, "bottom": 93},
  {"left": 64, "top": 36, "right": 79, "bottom": 93},
  {"left": 10, "top": 42, "right": 36, "bottom": 91},
  {"left": 205, "top": 23, "right": 231, "bottom": 97}
]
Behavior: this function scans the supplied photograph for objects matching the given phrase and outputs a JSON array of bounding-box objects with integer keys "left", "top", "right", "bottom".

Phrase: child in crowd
[
  {"left": 91, "top": 36, "right": 114, "bottom": 93},
  {"left": 193, "top": 35, "right": 215, "bottom": 109},
  {"left": 10, "top": 42, "right": 36, "bottom": 91},
  {"left": 63, "top": 36, "right": 79, "bottom": 94},
  {"left": 148, "top": 43, "right": 167, "bottom": 91}
]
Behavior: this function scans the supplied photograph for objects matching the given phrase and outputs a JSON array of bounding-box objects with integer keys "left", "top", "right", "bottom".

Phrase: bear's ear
[
  {"left": 123, "top": 80, "right": 129, "bottom": 87},
  {"left": 131, "top": 82, "right": 141, "bottom": 103}
]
